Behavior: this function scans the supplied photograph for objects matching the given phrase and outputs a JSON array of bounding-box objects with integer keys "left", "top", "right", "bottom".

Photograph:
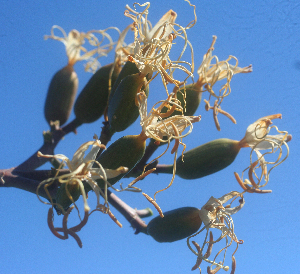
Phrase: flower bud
[
  {"left": 44, "top": 64, "right": 78, "bottom": 126},
  {"left": 147, "top": 207, "right": 202, "bottom": 242},
  {"left": 107, "top": 73, "right": 148, "bottom": 133},
  {"left": 176, "top": 138, "right": 240, "bottom": 179},
  {"left": 74, "top": 63, "right": 121, "bottom": 124},
  {"left": 55, "top": 182, "right": 81, "bottom": 214},
  {"left": 97, "top": 134, "right": 146, "bottom": 188}
]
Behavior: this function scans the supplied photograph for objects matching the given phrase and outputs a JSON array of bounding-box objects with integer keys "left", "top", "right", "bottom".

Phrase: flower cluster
[
  {"left": 36, "top": 1, "right": 291, "bottom": 272},
  {"left": 37, "top": 136, "right": 127, "bottom": 245},
  {"left": 137, "top": 90, "right": 201, "bottom": 212},
  {"left": 137, "top": 91, "right": 201, "bottom": 151},
  {"left": 122, "top": 2, "right": 195, "bottom": 94}
]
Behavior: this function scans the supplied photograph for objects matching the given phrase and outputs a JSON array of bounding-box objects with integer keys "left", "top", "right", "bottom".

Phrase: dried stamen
[
  {"left": 70, "top": 209, "right": 89, "bottom": 232},
  {"left": 47, "top": 207, "right": 66, "bottom": 240},
  {"left": 191, "top": 241, "right": 203, "bottom": 271},
  {"left": 62, "top": 206, "right": 74, "bottom": 238},
  {"left": 230, "top": 256, "right": 236, "bottom": 274},
  {"left": 107, "top": 210, "right": 122, "bottom": 228},
  {"left": 207, "top": 265, "right": 222, "bottom": 274},
  {"left": 56, "top": 227, "right": 83, "bottom": 248},
  {"left": 127, "top": 168, "right": 156, "bottom": 188},
  {"left": 204, "top": 99, "right": 236, "bottom": 131},
  {"left": 205, "top": 231, "right": 214, "bottom": 258},
  {"left": 142, "top": 192, "right": 164, "bottom": 217}
]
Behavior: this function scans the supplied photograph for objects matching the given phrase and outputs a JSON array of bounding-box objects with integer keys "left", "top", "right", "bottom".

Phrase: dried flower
[
  {"left": 188, "top": 191, "right": 244, "bottom": 273},
  {"left": 123, "top": 2, "right": 194, "bottom": 93},
  {"left": 37, "top": 136, "right": 128, "bottom": 245},
  {"left": 137, "top": 91, "right": 200, "bottom": 149},
  {"left": 125, "top": 3, "right": 177, "bottom": 43},
  {"left": 45, "top": 25, "right": 118, "bottom": 72},
  {"left": 236, "top": 114, "right": 291, "bottom": 193},
  {"left": 240, "top": 114, "right": 282, "bottom": 147},
  {"left": 37, "top": 135, "right": 128, "bottom": 213},
  {"left": 196, "top": 36, "right": 252, "bottom": 97},
  {"left": 196, "top": 36, "right": 252, "bottom": 130},
  {"left": 136, "top": 91, "right": 200, "bottom": 204}
]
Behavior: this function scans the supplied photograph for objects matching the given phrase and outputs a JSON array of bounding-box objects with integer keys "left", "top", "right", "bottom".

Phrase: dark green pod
[
  {"left": 74, "top": 63, "right": 121, "bottom": 124},
  {"left": 108, "top": 61, "right": 139, "bottom": 105},
  {"left": 147, "top": 83, "right": 202, "bottom": 148},
  {"left": 107, "top": 73, "right": 147, "bottom": 133},
  {"left": 176, "top": 138, "right": 241, "bottom": 179},
  {"left": 55, "top": 182, "right": 81, "bottom": 214},
  {"left": 44, "top": 64, "right": 78, "bottom": 126},
  {"left": 97, "top": 134, "right": 146, "bottom": 188},
  {"left": 162, "top": 83, "right": 202, "bottom": 116},
  {"left": 180, "top": 84, "right": 202, "bottom": 116},
  {"left": 147, "top": 207, "right": 202, "bottom": 242}
]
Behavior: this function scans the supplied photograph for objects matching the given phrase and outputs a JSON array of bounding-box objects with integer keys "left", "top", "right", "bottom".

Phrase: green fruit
[
  {"left": 107, "top": 73, "right": 147, "bottom": 133},
  {"left": 146, "top": 83, "right": 202, "bottom": 149},
  {"left": 162, "top": 83, "right": 202, "bottom": 116},
  {"left": 44, "top": 64, "right": 78, "bottom": 126},
  {"left": 157, "top": 138, "right": 241, "bottom": 179},
  {"left": 176, "top": 138, "right": 241, "bottom": 179},
  {"left": 97, "top": 134, "right": 146, "bottom": 188},
  {"left": 180, "top": 84, "right": 202, "bottom": 116},
  {"left": 147, "top": 207, "right": 202, "bottom": 242},
  {"left": 108, "top": 61, "right": 139, "bottom": 105},
  {"left": 74, "top": 63, "right": 121, "bottom": 124}
]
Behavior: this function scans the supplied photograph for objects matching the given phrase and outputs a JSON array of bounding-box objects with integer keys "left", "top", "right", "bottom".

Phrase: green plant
[{"left": 0, "top": 2, "right": 291, "bottom": 273}]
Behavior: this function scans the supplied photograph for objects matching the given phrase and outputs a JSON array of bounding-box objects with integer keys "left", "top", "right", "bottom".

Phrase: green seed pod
[
  {"left": 55, "top": 182, "right": 81, "bottom": 214},
  {"left": 107, "top": 73, "right": 148, "bottom": 133},
  {"left": 147, "top": 83, "right": 202, "bottom": 149},
  {"left": 74, "top": 63, "right": 121, "bottom": 124},
  {"left": 44, "top": 64, "right": 78, "bottom": 126},
  {"left": 108, "top": 61, "right": 139, "bottom": 105},
  {"left": 97, "top": 134, "right": 146, "bottom": 188},
  {"left": 147, "top": 207, "right": 202, "bottom": 243},
  {"left": 181, "top": 84, "right": 202, "bottom": 116},
  {"left": 176, "top": 138, "right": 241, "bottom": 179},
  {"left": 162, "top": 83, "right": 202, "bottom": 116}
]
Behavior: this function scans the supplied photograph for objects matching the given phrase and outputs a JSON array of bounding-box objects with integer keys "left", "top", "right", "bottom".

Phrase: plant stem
[
  {"left": 15, "top": 118, "right": 81, "bottom": 171},
  {"left": 106, "top": 189, "right": 149, "bottom": 234},
  {"left": 1, "top": 167, "right": 151, "bottom": 234}
]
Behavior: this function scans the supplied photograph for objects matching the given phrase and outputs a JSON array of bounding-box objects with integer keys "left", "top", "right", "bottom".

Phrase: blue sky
[{"left": 0, "top": 1, "right": 299, "bottom": 273}]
